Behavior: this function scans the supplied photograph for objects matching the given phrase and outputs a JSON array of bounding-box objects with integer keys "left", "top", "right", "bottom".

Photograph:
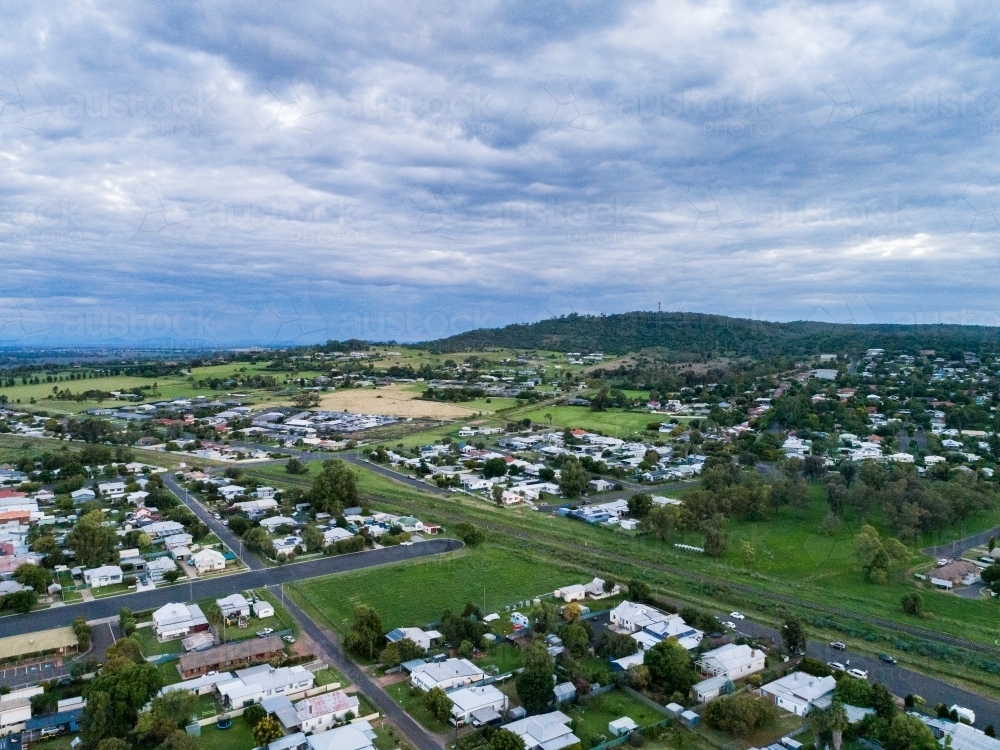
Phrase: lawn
[
  {"left": 563, "top": 690, "right": 665, "bottom": 747},
  {"left": 135, "top": 626, "right": 183, "bottom": 656},
  {"left": 474, "top": 644, "right": 524, "bottom": 674},
  {"left": 384, "top": 680, "right": 451, "bottom": 734},
  {"left": 515, "top": 406, "right": 659, "bottom": 437},
  {"left": 292, "top": 545, "right": 585, "bottom": 633},
  {"left": 199, "top": 720, "right": 256, "bottom": 750},
  {"left": 157, "top": 660, "right": 183, "bottom": 685},
  {"left": 313, "top": 666, "right": 347, "bottom": 686}
]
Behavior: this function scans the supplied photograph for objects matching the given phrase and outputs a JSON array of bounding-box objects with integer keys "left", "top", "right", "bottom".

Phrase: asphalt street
[
  {"left": 0, "top": 539, "right": 462, "bottom": 638},
  {"left": 719, "top": 614, "right": 1000, "bottom": 730},
  {"left": 275, "top": 587, "right": 445, "bottom": 750}
]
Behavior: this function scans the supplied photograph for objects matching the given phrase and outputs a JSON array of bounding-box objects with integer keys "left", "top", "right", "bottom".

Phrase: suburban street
[
  {"left": 275, "top": 587, "right": 445, "bottom": 750},
  {"left": 0, "top": 539, "right": 462, "bottom": 638}
]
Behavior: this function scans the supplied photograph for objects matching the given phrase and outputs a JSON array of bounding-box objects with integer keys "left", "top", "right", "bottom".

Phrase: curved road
[{"left": 0, "top": 539, "right": 462, "bottom": 638}]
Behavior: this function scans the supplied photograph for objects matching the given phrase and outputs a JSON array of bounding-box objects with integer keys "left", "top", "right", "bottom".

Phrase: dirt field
[{"left": 318, "top": 384, "right": 478, "bottom": 419}]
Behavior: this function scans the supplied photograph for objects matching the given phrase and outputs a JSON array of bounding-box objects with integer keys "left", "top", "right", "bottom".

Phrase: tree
[
  {"left": 301, "top": 524, "right": 324, "bottom": 553},
  {"left": 980, "top": 563, "right": 1000, "bottom": 592},
  {"left": 242, "top": 527, "right": 275, "bottom": 558},
  {"left": 453, "top": 522, "right": 485, "bottom": 546},
  {"left": 780, "top": 617, "right": 806, "bottom": 655},
  {"left": 205, "top": 603, "right": 225, "bottom": 641},
  {"left": 483, "top": 458, "right": 508, "bottom": 479},
  {"left": 13, "top": 563, "right": 51, "bottom": 593},
  {"left": 309, "top": 459, "right": 358, "bottom": 515},
  {"left": 5, "top": 589, "right": 37, "bottom": 613},
  {"left": 242, "top": 703, "right": 266, "bottom": 728},
  {"left": 871, "top": 683, "right": 897, "bottom": 721},
  {"left": 104, "top": 637, "right": 143, "bottom": 664},
  {"left": 833, "top": 675, "right": 872, "bottom": 707},
  {"left": 96, "top": 739, "right": 130, "bottom": 750},
  {"left": 490, "top": 728, "right": 526, "bottom": 750},
  {"left": 703, "top": 693, "right": 778, "bottom": 736},
  {"left": 558, "top": 456, "right": 589, "bottom": 498},
  {"left": 840, "top": 461, "right": 857, "bottom": 486},
  {"left": 704, "top": 524, "right": 727, "bottom": 557},
  {"left": 884, "top": 713, "right": 938, "bottom": 750},
  {"left": 644, "top": 639, "right": 695, "bottom": 696},
  {"left": 118, "top": 607, "right": 136, "bottom": 637},
  {"left": 808, "top": 701, "right": 849, "bottom": 750},
  {"left": 161, "top": 730, "right": 199, "bottom": 750},
  {"left": 854, "top": 525, "right": 894, "bottom": 583},
  {"left": 597, "top": 632, "right": 639, "bottom": 659},
  {"left": 253, "top": 715, "right": 284, "bottom": 746},
  {"left": 73, "top": 617, "right": 92, "bottom": 650},
  {"left": 66, "top": 511, "right": 119, "bottom": 568},
  {"left": 285, "top": 457, "right": 307, "bottom": 474},
  {"left": 643, "top": 504, "right": 680, "bottom": 541},
  {"left": 423, "top": 687, "right": 453, "bottom": 723},
  {"left": 516, "top": 642, "right": 555, "bottom": 714},
  {"left": 163, "top": 569, "right": 182, "bottom": 584},
  {"left": 627, "top": 493, "right": 654, "bottom": 518},
  {"left": 627, "top": 664, "right": 651, "bottom": 690},
  {"left": 82, "top": 659, "right": 162, "bottom": 742},
  {"left": 381, "top": 638, "right": 425, "bottom": 668},
  {"left": 562, "top": 623, "right": 590, "bottom": 657},
  {"left": 136, "top": 691, "right": 199, "bottom": 743},
  {"left": 491, "top": 484, "right": 506, "bottom": 507},
  {"left": 901, "top": 592, "right": 923, "bottom": 616},
  {"left": 627, "top": 579, "right": 652, "bottom": 603},
  {"left": 344, "top": 605, "right": 383, "bottom": 660}
]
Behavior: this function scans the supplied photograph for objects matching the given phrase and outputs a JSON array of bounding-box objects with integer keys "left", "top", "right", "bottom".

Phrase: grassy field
[
  {"left": 516, "top": 405, "right": 660, "bottom": 437},
  {"left": 564, "top": 690, "right": 666, "bottom": 746},
  {"left": 292, "top": 545, "right": 585, "bottom": 633},
  {"left": 474, "top": 644, "right": 524, "bottom": 674},
  {"left": 135, "top": 626, "right": 184, "bottom": 656}
]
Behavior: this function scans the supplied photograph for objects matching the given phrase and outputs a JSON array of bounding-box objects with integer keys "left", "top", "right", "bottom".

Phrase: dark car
[{"left": 879, "top": 654, "right": 897, "bottom": 664}]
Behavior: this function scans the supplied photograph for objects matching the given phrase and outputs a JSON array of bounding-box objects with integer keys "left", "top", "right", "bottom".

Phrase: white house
[
  {"left": 152, "top": 602, "right": 209, "bottom": 641},
  {"left": 448, "top": 685, "right": 508, "bottom": 725},
  {"left": 192, "top": 548, "right": 226, "bottom": 574},
  {"left": 760, "top": 672, "right": 836, "bottom": 716},
  {"left": 294, "top": 690, "right": 360, "bottom": 734},
  {"left": 164, "top": 533, "right": 194, "bottom": 550},
  {"left": 254, "top": 599, "right": 275, "bottom": 618},
  {"left": 305, "top": 721, "right": 377, "bottom": 750},
  {"left": 553, "top": 583, "right": 587, "bottom": 602},
  {"left": 218, "top": 664, "right": 314, "bottom": 709},
  {"left": 409, "top": 658, "right": 484, "bottom": 692},
  {"left": 146, "top": 556, "right": 177, "bottom": 582},
  {"left": 83, "top": 565, "right": 123, "bottom": 589},
  {"left": 142, "top": 520, "right": 186, "bottom": 539},
  {"left": 385, "top": 627, "right": 441, "bottom": 651},
  {"left": 218, "top": 485, "right": 247, "bottom": 502},
  {"left": 322, "top": 527, "right": 354, "bottom": 546},
  {"left": 97, "top": 481, "right": 126, "bottom": 498},
  {"left": 0, "top": 696, "right": 33, "bottom": 733},
  {"left": 505, "top": 711, "right": 580, "bottom": 750},
  {"left": 217, "top": 593, "right": 251, "bottom": 620},
  {"left": 71, "top": 488, "right": 96, "bottom": 503},
  {"left": 232, "top": 498, "right": 278, "bottom": 518},
  {"left": 696, "top": 644, "right": 766, "bottom": 680},
  {"left": 260, "top": 516, "right": 297, "bottom": 533},
  {"left": 127, "top": 490, "right": 149, "bottom": 505}
]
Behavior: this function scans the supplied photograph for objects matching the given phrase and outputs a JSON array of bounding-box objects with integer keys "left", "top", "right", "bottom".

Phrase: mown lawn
[
  {"left": 384, "top": 681, "right": 451, "bottom": 734},
  {"left": 474, "top": 644, "right": 524, "bottom": 674},
  {"left": 516, "top": 406, "right": 658, "bottom": 437},
  {"left": 292, "top": 545, "right": 584, "bottom": 633},
  {"left": 198, "top": 720, "right": 255, "bottom": 750},
  {"left": 135, "top": 626, "right": 183, "bottom": 656},
  {"left": 563, "top": 690, "right": 665, "bottom": 747}
]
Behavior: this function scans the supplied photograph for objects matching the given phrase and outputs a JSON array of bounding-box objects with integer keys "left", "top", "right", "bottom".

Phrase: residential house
[
  {"left": 146, "top": 556, "right": 177, "bottom": 582},
  {"left": 260, "top": 516, "right": 298, "bottom": 533},
  {"left": 305, "top": 721, "right": 377, "bottom": 750},
  {"left": 553, "top": 584, "right": 587, "bottom": 602},
  {"left": 385, "top": 627, "right": 441, "bottom": 651},
  {"left": 448, "top": 685, "right": 508, "bottom": 725},
  {"left": 273, "top": 536, "right": 302, "bottom": 557},
  {"left": 921, "top": 716, "right": 1000, "bottom": 750},
  {"left": 152, "top": 602, "right": 210, "bottom": 641},
  {"left": 218, "top": 485, "right": 247, "bottom": 502},
  {"left": 83, "top": 565, "right": 123, "bottom": 589},
  {"left": 160, "top": 672, "right": 236, "bottom": 698},
  {"left": 254, "top": 599, "right": 276, "bottom": 618},
  {"left": 232, "top": 498, "right": 278, "bottom": 518},
  {"left": 409, "top": 658, "right": 484, "bottom": 692},
  {"left": 97, "top": 481, "right": 126, "bottom": 498},
  {"left": 322, "top": 527, "right": 354, "bottom": 546},
  {"left": 696, "top": 644, "right": 766, "bottom": 680},
  {"left": 192, "top": 548, "right": 227, "bottom": 574},
  {"left": 504, "top": 711, "right": 580, "bottom": 750},
  {"left": 164, "top": 533, "right": 194, "bottom": 550},
  {"left": 609, "top": 601, "right": 703, "bottom": 650},
  {"left": 217, "top": 593, "right": 251, "bottom": 620},
  {"left": 294, "top": 690, "right": 360, "bottom": 734},
  {"left": 0, "top": 686, "right": 43, "bottom": 733},
  {"left": 759, "top": 672, "right": 836, "bottom": 716},
  {"left": 218, "top": 664, "right": 315, "bottom": 709},
  {"left": 141, "top": 520, "right": 186, "bottom": 539},
  {"left": 70, "top": 488, "right": 95, "bottom": 503}
]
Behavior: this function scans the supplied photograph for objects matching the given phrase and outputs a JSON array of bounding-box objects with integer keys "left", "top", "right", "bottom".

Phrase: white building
[
  {"left": 142, "top": 520, "right": 186, "bottom": 539},
  {"left": 164, "top": 533, "right": 194, "bottom": 550},
  {"left": 260, "top": 516, "right": 297, "bottom": 533},
  {"left": 254, "top": 599, "right": 275, "bottom": 618},
  {"left": 152, "top": 602, "right": 209, "bottom": 641},
  {"left": 505, "top": 711, "right": 580, "bottom": 750},
  {"left": 696, "top": 644, "right": 766, "bottom": 680},
  {"left": 146, "top": 556, "right": 177, "bottom": 582},
  {"left": 409, "top": 658, "right": 484, "bottom": 692},
  {"left": 192, "top": 548, "right": 226, "bottom": 574},
  {"left": 322, "top": 527, "right": 354, "bottom": 546},
  {"left": 448, "top": 685, "right": 508, "bottom": 725},
  {"left": 83, "top": 565, "right": 123, "bottom": 589},
  {"left": 305, "top": 721, "right": 377, "bottom": 750},
  {"left": 218, "top": 664, "right": 314, "bottom": 709},
  {"left": 759, "top": 672, "right": 836, "bottom": 716},
  {"left": 385, "top": 627, "right": 441, "bottom": 651}
]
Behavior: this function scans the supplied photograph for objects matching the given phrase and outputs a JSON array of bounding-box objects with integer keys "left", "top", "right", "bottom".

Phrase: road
[
  {"left": 162, "top": 472, "right": 263, "bottom": 569},
  {"left": 275, "top": 588, "right": 445, "bottom": 750},
  {"left": 0, "top": 539, "right": 462, "bottom": 638},
  {"left": 923, "top": 526, "right": 1000, "bottom": 559},
  {"left": 720, "top": 615, "right": 1000, "bottom": 729}
]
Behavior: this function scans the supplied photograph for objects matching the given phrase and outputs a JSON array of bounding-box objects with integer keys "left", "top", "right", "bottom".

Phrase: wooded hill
[{"left": 421, "top": 312, "right": 1000, "bottom": 358}]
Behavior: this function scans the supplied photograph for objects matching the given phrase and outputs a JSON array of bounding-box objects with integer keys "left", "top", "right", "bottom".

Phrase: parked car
[
  {"left": 255, "top": 628, "right": 274, "bottom": 638},
  {"left": 830, "top": 641, "right": 847, "bottom": 650},
  {"left": 214, "top": 512, "right": 222, "bottom": 519},
  {"left": 400, "top": 541, "right": 414, "bottom": 546},
  {"left": 937, "top": 558, "right": 949, "bottom": 567},
  {"left": 879, "top": 654, "right": 897, "bottom": 665},
  {"left": 723, "top": 621, "right": 737, "bottom": 629},
  {"left": 846, "top": 668, "right": 869, "bottom": 680},
  {"left": 730, "top": 612, "right": 745, "bottom": 620},
  {"left": 283, "top": 635, "right": 296, "bottom": 643},
  {"left": 827, "top": 662, "right": 846, "bottom": 672}
]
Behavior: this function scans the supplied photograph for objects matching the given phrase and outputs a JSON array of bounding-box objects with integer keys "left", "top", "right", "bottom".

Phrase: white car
[
  {"left": 730, "top": 612, "right": 745, "bottom": 620},
  {"left": 213, "top": 512, "right": 221, "bottom": 519},
  {"left": 846, "top": 668, "right": 868, "bottom": 680},
  {"left": 723, "top": 621, "right": 737, "bottom": 630},
  {"left": 399, "top": 541, "right": 414, "bottom": 546},
  {"left": 827, "top": 662, "right": 846, "bottom": 672}
]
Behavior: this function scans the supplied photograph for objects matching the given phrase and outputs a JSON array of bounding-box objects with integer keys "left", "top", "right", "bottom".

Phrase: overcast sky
[{"left": 2, "top": 1, "right": 1000, "bottom": 347}]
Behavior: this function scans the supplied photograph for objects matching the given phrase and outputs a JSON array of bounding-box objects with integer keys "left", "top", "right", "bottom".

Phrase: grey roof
[{"left": 263, "top": 694, "right": 300, "bottom": 730}]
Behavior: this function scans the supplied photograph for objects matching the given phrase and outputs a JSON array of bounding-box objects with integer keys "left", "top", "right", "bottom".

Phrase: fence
[
  {"left": 620, "top": 686, "right": 675, "bottom": 716},
  {"left": 589, "top": 718, "right": 673, "bottom": 750}
]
